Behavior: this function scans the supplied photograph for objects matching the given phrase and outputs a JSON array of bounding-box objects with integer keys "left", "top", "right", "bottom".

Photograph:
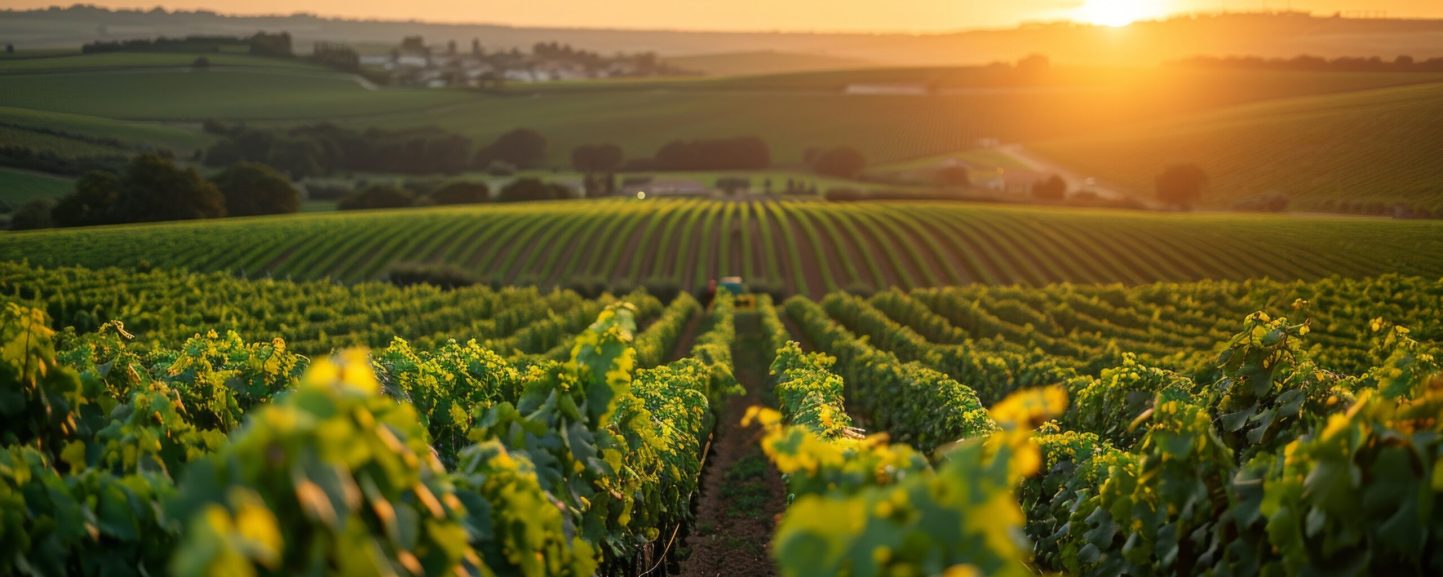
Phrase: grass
[
  {"left": 0, "top": 106, "right": 211, "bottom": 153},
  {"left": 0, "top": 52, "right": 316, "bottom": 74},
  {"left": 1034, "top": 81, "right": 1443, "bottom": 213},
  {"left": 0, "top": 54, "right": 467, "bottom": 120},
  {"left": 0, "top": 167, "right": 74, "bottom": 208},
  {"left": 720, "top": 453, "right": 773, "bottom": 520},
  {"left": 8, "top": 55, "right": 1439, "bottom": 168},
  {"left": 5, "top": 199, "right": 1441, "bottom": 297},
  {"left": 0, "top": 123, "right": 125, "bottom": 157}
]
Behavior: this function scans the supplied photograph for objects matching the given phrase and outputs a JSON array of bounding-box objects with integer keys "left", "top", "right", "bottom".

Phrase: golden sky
[{"left": 11, "top": 0, "right": 1443, "bottom": 31}]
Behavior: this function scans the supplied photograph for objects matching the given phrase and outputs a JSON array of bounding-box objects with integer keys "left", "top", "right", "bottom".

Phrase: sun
[{"left": 1073, "top": 0, "right": 1156, "bottom": 27}]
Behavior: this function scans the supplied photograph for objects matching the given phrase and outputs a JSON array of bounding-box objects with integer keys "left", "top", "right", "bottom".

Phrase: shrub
[
  {"left": 210, "top": 162, "right": 301, "bottom": 216},
  {"left": 338, "top": 184, "right": 414, "bottom": 210}
]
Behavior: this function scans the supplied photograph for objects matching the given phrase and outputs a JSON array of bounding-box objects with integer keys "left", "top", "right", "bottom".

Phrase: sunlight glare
[{"left": 1074, "top": 0, "right": 1155, "bottom": 27}]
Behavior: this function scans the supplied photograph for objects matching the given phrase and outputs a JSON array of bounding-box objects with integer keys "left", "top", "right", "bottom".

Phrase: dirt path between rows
[{"left": 677, "top": 311, "right": 785, "bottom": 577}]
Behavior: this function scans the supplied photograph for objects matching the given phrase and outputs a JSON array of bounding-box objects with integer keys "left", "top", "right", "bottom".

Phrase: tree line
[
  {"left": 203, "top": 122, "right": 787, "bottom": 178},
  {"left": 1176, "top": 54, "right": 1443, "bottom": 73},
  {"left": 10, "top": 155, "right": 300, "bottom": 230},
  {"left": 80, "top": 32, "right": 293, "bottom": 57},
  {"left": 7, "top": 152, "right": 612, "bottom": 230}
]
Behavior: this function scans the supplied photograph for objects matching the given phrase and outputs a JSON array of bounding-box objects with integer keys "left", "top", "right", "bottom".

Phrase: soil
[
  {"left": 776, "top": 208, "right": 831, "bottom": 298},
  {"left": 675, "top": 311, "right": 786, "bottom": 577}
]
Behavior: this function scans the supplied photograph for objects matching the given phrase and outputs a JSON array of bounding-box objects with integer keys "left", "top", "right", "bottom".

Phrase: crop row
[
  {"left": 759, "top": 279, "right": 1443, "bottom": 576},
  {"left": 0, "top": 287, "right": 737, "bottom": 576},
  {"left": 7, "top": 199, "right": 1443, "bottom": 297}
]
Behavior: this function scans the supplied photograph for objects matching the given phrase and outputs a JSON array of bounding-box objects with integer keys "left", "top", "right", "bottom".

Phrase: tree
[
  {"left": 572, "top": 144, "right": 624, "bottom": 197},
  {"left": 570, "top": 144, "right": 624, "bottom": 174},
  {"left": 53, "top": 171, "right": 121, "bottom": 227},
  {"left": 115, "top": 154, "right": 226, "bottom": 223},
  {"left": 812, "top": 147, "right": 866, "bottom": 179},
  {"left": 653, "top": 137, "right": 770, "bottom": 170},
  {"left": 427, "top": 181, "right": 490, "bottom": 205},
  {"left": 1155, "top": 164, "right": 1209, "bottom": 208},
  {"left": 1032, "top": 175, "right": 1067, "bottom": 201},
  {"left": 4, "top": 44, "right": 13, "bottom": 54},
  {"left": 1016, "top": 53, "right": 1051, "bottom": 75},
  {"left": 936, "top": 165, "right": 970, "bottom": 187},
  {"left": 716, "top": 177, "right": 750, "bottom": 195},
  {"left": 10, "top": 199, "right": 55, "bottom": 230},
  {"left": 400, "top": 36, "right": 426, "bottom": 53},
  {"left": 211, "top": 162, "right": 301, "bottom": 216},
  {"left": 339, "top": 184, "right": 415, "bottom": 210},
  {"left": 248, "top": 32, "right": 292, "bottom": 57},
  {"left": 480, "top": 129, "right": 548, "bottom": 169},
  {"left": 498, "top": 178, "right": 570, "bottom": 203},
  {"left": 192, "top": 56, "right": 210, "bottom": 68}
]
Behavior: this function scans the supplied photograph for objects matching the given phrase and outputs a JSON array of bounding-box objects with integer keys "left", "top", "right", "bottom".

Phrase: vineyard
[
  {"left": 2, "top": 261, "right": 1442, "bottom": 575},
  {"left": 7, "top": 199, "right": 1443, "bottom": 297}
]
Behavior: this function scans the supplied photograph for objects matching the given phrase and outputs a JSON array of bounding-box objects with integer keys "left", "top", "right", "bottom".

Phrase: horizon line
[{"left": 5, "top": 5, "right": 1440, "bottom": 37}]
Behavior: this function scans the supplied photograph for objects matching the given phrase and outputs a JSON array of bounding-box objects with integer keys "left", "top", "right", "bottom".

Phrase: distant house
[{"left": 503, "top": 69, "right": 541, "bottom": 82}]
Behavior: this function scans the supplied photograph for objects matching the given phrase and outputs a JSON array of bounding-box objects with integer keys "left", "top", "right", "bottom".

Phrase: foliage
[
  {"left": 10, "top": 198, "right": 56, "bottom": 230},
  {"left": 1155, "top": 163, "right": 1209, "bottom": 208},
  {"left": 1031, "top": 174, "right": 1067, "bottom": 201},
  {"left": 205, "top": 123, "right": 476, "bottom": 178},
  {"left": 211, "top": 162, "right": 301, "bottom": 216},
  {"left": 427, "top": 180, "right": 490, "bottom": 205},
  {"left": 171, "top": 350, "right": 482, "bottom": 576},
  {"left": 653, "top": 137, "right": 770, "bottom": 170},
  {"left": 497, "top": 177, "right": 572, "bottom": 203},
  {"left": 478, "top": 129, "right": 548, "bottom": 169},
  {"left": 756, "top": 386, "right": 1066, "bottom": 577},
  {"left": 338, "top": 183, "right": 415, "bottom": 210}
]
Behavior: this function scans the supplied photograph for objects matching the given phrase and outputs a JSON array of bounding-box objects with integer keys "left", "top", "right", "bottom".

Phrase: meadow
[
  {"left": 0, "top": 167, "right": 74, "bottom": 207},
  {"left": 5, "top": 199, "right": 1441, "bottom": 297}
]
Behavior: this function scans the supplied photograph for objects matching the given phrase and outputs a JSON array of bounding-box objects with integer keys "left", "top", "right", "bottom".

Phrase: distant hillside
[
  {"left": 1034, "top": 81, "right": 1443, "bottom": 215},
  {"left": 4, "top": 7, "right": 1443, "bottom": 66},
  {"left": 664, "top": 51, "right": 872, "bottom": 77}
]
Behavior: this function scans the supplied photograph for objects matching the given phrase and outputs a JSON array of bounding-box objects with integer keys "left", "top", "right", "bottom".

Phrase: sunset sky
[{"left": 10, "top": 0, "right": 1443, "bottom": 31}]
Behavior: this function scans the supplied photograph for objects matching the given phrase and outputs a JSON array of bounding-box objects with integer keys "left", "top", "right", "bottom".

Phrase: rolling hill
[
  {"left": 1034, "top": 80, "right": 1443, "bottom": 214},
  {"left": 4, "top": 199, "right": 1440, "bottom": 297}
]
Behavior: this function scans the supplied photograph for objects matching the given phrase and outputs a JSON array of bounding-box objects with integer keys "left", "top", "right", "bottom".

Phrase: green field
[
  {"left": 1037, "top": 80, "right": 1443, "bottom": 213},
  {"left": 0, "top": 167, "right": 75, "bottom": 207},
  {"left": 0, "top": 105, "right": 212, "bottom": 152},
  {"left": 5, "top": 53, "right": 1442, "bottom": 169},
  {"left": 0, "top": 53, "right": 466, "bottom": 121},
  {"left": 5, "top": 199, "right": 1441, "bottom": 297}
]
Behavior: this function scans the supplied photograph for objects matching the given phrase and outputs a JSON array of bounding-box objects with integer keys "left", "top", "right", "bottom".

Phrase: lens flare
[{"left": 1074, "top": 0, "right": 1156, "bottom": 27}]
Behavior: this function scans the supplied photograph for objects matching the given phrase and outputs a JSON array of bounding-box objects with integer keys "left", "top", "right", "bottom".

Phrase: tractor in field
[{"left": 708, "top": 276, "right": 755, "bottom": 309}]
